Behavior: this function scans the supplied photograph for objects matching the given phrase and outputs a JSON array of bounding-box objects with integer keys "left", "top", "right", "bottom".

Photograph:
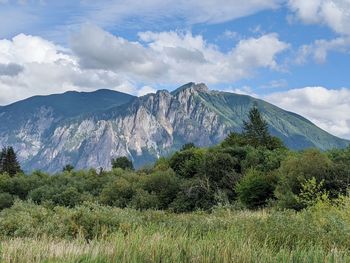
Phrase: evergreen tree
[
  {"left": 0, "top": 148, "right": 6, "bottom": 173},
  {"left": 243, "top": 106, "right": 277, "bottom": 149},
  {"left": 243, "top": 106, "right": 270, "bottom": 146},
  {"left": 0, "top": 146, "right": 22, "bottom": 176}
]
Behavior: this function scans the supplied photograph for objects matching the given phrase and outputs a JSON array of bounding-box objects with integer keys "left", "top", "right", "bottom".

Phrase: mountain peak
[
  {"left": 0, "top": 83, "right": 348, "bottom": 172},
  {"left": 171, "top": 82, "right": 209, "bottom": 95},
  {"left": 193, "top": 83, "right": 209, "bottom": 93}
]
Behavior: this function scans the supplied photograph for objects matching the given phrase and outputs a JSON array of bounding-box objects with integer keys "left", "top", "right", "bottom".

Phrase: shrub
[
  {"left": 153, "top": 157, "right": 171, "bottom": 171},
  {"left": 296, "top": 177, "right": 328, "bottom": 207},
  {"left": 221, "top": 132, "right": 247, "bottom": 148},
  {"left": 100, "top": 177, "right": 135, "bottom": 207},
  {"left": 198, "top": 151, "right": 241, "bottom": 201},
  {"left": 170, "top": 178, "right": 214, "bottom": 212},
  {"left": 0, "top": 192, "right": 14, "bottom": 210},
  {"left": 52, "top": 187, "right": 84, "bottom": 208},
  {"left": 275, "top": 149, "right": 333, "bottom": 210},
  {"left": 130, "top": 189, "right": 159, "bottom": 210},
  {"left": 142, "top": 169, "right": 180, "bottom": 209},
  {"left": 242, "top": 147, "right": 287, "bottom": 173},
  {"left": 0, "top": 173, "right": 45, "bottom": 199},
  {"left": 169, "top": 148, "right": 205, "bottom": 178},
  {"left": 236, "top": 169, "right": 276, "bottom": 209}
]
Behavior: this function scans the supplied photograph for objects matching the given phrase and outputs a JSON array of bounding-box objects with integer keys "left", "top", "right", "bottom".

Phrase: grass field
[{"left": 1, "top": 199, "right": 350, "bottom": 263}]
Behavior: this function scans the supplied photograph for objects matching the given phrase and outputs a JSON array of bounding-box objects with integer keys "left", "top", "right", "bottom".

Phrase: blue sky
[{"left": 0, "top": 0, "right": 350, "bottom": 139}]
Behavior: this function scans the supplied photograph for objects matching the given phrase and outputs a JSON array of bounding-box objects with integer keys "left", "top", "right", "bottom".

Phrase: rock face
[{"left": 0, "top": 82, "right": 348, "bottom": 172}]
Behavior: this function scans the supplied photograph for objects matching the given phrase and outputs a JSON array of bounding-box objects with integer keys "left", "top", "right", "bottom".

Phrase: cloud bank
[
  {"left": 266, "top": 87, "right": 350, "bottom": 139},
  {"left": 0, "top": 25, "right": 288, "bottom": 104}
]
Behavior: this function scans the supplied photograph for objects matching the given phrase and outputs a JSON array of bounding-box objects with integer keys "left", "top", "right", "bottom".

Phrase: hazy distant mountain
[{"left": 0, "top": 83, "right": 348, "bottom": 172}]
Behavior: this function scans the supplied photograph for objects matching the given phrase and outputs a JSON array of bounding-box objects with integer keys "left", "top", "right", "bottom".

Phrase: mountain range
[{"left": 0, "top": 82, "right": 348, "bottom": 172}]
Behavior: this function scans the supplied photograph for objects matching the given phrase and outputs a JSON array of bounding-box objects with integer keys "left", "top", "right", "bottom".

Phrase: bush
[
  {"left": 0, "top": 173, "right": 45, "bottom": 199},
  {"left": 28, "top": 186, "right": 57, "bottom": 204},
  {"left": 100, "top": 175, "right": 136, "bottom": 207},
  {"left": 29, "top": 185, "right": 87, "bottom": 207},
  {"left": 0, "top": 192, "right": 14, "bottom": 210},
  {"left": 52, "top": 187, "right": 84, "bottom": 208},
  {"left": 169, "top": 148, "right": 205, "bottom": 178},
  {"left": 198, "top": 151, "right": 238, "bottom": 183},
  {"left": 141, "top": 169, "right": 180, "bottom": 209},
  {"left": 170, "top": 178, "right": 215, "bottom": 212},
  {"left": 153, "top": 157, "right": 171, "bottom": 171},
  {"left": 130, "top": 189, "right": 159, "bottom": 210},
  {"left": 242, "top": 147, "right": 287, "bottom": 173},
  {"left": 296, "top": 178, "right": 328, "bottom": 207},
  {"left": 236, "top": 169, "right": 276, "bottom": 209},
  {"left": 198, "top": 151, "right": 241, "bottom": 201},
  {"left": 221, "top": 132, "right": 247, "bottom": 148},
  {"left": 274, "top": 149, "right": 333, "bottom": 210}
]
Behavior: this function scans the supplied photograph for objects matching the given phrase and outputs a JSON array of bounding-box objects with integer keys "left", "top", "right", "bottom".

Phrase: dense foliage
[
  {"left": 111, "top": 156, "right": 134, "bottom": 170},
  {"left": 0, "top": 107, "right": 349, "bottom": 212}
]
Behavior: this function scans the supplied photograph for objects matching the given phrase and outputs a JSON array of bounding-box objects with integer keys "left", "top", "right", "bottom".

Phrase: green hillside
[{"left": 197, "top": 91, "right": 349, "bottom": 150}]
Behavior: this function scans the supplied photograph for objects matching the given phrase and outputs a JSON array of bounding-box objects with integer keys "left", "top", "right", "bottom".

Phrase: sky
[{"left": 0, "top": 0, "right": 350, "bottom": 139}]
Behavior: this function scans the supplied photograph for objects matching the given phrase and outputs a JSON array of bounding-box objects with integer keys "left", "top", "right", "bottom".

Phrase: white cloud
[
  {"left": 230, "top": 33, "right": 288, "bottom": 70},
  {"left": 0, "top": 34, "right": 71, "bottom": 64},
  {"left": 265, "top": 86, "right": 350, "bottom": 139},
  {"left": 0, "top": 27, "right": 288, "bottom": 105},
  {"left": 70, "top": 25, "right": 167, "bottom": 81},
  {"left": 288, "top": 0, "right": 350, "bottom": 64},
  {"left": 0, "top": 33, "right": 135, "bottom": 104},
  {"left": 71, "top": 25, "right": 288, "bottom": 84},
  {"left": 288, "top": 2, "right": 350, "bottom": 63},
  {"left": 137, "top": 86, "right": 156, "bottom": 96},
  {"left": 288, "top": 0, "right": 350, "bottom": 36},
  {"left": 295, "top": 36, "right": 350, "bottom": 64}
]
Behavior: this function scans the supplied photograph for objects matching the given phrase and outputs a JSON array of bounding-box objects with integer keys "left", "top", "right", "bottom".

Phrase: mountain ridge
[{"left": 0, "top": 83, "right": 348, "bottom": 172}]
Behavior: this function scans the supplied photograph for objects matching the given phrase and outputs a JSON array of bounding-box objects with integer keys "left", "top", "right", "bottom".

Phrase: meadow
[{"left": 1, "top": 197, "right": 350, "bottom": 263}]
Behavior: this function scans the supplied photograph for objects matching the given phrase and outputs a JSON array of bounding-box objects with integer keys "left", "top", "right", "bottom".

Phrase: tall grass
[{"left": 1, "top": 199, "right": 350, "bottom": 262}]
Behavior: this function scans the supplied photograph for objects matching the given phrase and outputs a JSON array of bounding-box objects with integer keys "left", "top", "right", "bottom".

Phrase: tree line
[{"left": 0, "top": 106, "right": 350, "bottom": 212}]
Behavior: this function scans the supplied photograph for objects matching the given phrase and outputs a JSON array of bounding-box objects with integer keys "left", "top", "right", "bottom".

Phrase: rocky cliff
[{"left": 0, "top": 83, "right": 348, "bottom": 172}]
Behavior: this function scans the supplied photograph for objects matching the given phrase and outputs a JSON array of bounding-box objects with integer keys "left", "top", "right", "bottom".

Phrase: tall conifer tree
[
  {"left": 0, "top": 146, "right": 22, "bottom": 176},
  {"left": 243, "top": 106, "right": 270, "bottom": 147}
]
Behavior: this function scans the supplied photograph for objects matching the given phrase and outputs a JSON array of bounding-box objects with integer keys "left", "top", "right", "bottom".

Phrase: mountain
[{"left": 0, "top": 83, "right": 348, "bottom": 172}]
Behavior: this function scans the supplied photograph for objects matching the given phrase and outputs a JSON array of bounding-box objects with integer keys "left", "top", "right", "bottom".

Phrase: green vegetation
[
  {"left": 242, "top": 105, "right": 283, "bottom": 150},
  {"left": 111, "top": 156, "right": 134, "bottom": 171},
  {"left": 62, "top": 164, "right": 74, "bottom": 173},
  {"left": 0, "top": 146, "right": 22, "bottom": 176},
  {"left": 2, "top": 199, "right": 350, "bottom": 262},
  {"left": 1, "top": 107, "right": 350, "bottom": 262}
]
